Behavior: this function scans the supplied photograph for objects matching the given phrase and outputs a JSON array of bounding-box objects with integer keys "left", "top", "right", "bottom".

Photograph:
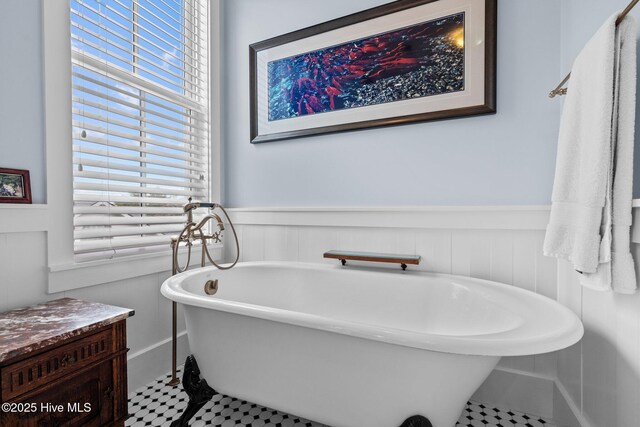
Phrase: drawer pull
[
  {"left": 104, "top": 386, "right": 114, "bottom": 399},
  {"left": 60, "top": 353, "right": 76, "bottom": 367}
]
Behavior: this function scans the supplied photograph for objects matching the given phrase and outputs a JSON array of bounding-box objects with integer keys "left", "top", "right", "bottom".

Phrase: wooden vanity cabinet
[{"left": 0, "top": 299, "right": 134, "bottom": 427}]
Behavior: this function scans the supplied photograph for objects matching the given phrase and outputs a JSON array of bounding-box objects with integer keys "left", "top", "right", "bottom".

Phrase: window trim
[{"left": 43, "top": 0, "right": 221, "bottom": 293}]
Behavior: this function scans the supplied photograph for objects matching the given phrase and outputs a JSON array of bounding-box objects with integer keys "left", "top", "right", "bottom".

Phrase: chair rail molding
[
  {"left": 227, "top": 206, "right": 553, "bottom": 230},
  {"left": 0, "top": 204, "right": 49, "bottom": 233}
]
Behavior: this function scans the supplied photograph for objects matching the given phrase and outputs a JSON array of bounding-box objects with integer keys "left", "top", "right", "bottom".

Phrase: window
[{"left": 70, "top": 0, "right": 209, "bottom": 261}]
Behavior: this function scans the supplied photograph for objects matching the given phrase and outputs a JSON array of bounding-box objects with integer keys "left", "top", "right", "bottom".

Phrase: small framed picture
[{"left": 0, "top": 168, "right": 32, "bottom": 204}]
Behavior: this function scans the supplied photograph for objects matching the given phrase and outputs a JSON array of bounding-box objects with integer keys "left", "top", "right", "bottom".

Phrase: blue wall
[
  {"left": 8, "top": 1, "right": 634, "bottom": 208},
  {"left": 0, "top": 0, "right": 45, "bottom": 204},
  {"left": 222, "top": 0, "right": 564, "bottom": 207}
]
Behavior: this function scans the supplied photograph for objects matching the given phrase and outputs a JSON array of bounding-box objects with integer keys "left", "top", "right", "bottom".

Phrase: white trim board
[
  {"left": 553, "top": 380, "right": 590, "bottom": 427},
  {"left": 474, "top": 367, "right": 586, "bottom": 426},
  {"left": 229, "top": 206, "right": 640, "bottom": 244},
  {"left": 6, "top": 204, "right": 640, "bottom": 246},
  {"left": 227, "top": 206, "right": 552, "bottom": 230},
  {"left": 474, "top": 367, "right": 554, "bottom": 420},
  {"left": 0, "top": 205, "right": 49, "bottom": 233},
  {"left": 48, "top": 247, "right": 222, "bottom": 293}
]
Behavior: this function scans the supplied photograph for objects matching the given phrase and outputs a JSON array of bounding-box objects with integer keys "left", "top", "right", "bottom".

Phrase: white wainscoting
[
  {"left": 226, "top": 206, "right": 640, "bottom": 426},
  {"left": 224, "top": 207, "right": 566, "bottom": 419}
]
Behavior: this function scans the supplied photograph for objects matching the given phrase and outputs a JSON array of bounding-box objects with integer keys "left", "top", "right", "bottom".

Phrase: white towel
[{"left": 543, "top": 13, "right": 637, "bottom": 293}]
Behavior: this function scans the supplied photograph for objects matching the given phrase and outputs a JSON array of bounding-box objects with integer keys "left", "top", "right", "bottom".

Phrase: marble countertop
[{"left": 0, "top": 298, "right": 134, "bottom": 363}]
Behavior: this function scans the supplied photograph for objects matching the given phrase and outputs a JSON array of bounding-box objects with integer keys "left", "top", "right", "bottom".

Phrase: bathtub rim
[{"left": 161, "top": 261, "right": 584, "bottom": 357}]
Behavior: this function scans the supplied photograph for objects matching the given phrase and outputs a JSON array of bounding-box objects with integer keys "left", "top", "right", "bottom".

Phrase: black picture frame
[{"left": 249, "top": 0, "right": 497, "bottom": 144}]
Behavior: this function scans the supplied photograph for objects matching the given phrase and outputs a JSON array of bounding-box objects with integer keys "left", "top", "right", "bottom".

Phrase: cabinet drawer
[
  {"left": 1, "top": 328, "right": 113, "bottom": 401},
  {"left": 0, "top": 359, "right": 114, "bottom": 427}
]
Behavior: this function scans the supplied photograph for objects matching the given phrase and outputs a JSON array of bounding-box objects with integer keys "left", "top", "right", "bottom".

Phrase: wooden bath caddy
[{"left": 323, "top": 250, "right": 421, "bottom": 270}]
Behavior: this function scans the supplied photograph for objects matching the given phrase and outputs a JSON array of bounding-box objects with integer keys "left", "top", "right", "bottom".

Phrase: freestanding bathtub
[{"left": 161, "top": 261, "right": 583, "bottom": 427}]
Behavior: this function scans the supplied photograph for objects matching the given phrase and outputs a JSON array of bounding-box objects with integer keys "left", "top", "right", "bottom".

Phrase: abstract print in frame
[{"left": 250, "top": 0, "right": 496, "bottom": 143}]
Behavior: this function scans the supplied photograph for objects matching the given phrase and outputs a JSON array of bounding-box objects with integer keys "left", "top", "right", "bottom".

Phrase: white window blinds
[{"left": 70, "top": 0, "right": 209, "bottom": 260}]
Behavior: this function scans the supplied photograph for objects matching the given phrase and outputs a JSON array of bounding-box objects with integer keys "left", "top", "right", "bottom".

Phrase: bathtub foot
[
  {"left": 170, "top": 355, "right": 216, "bottom": 427},
  {"left": 399, "top": 415, "right": 433, "bottom": 427}
]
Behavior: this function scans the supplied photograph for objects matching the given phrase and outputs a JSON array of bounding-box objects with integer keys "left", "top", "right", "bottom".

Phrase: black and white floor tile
[
  {"left": 126, "top": 367, "right": 558, "bottom": 427},
  {"left": 456, "top": 402, "right": 558, "bottom": 427}
]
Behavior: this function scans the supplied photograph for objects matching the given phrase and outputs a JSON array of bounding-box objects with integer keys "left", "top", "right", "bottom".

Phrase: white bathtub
[{"left": 161, "top": 261, "right": 583, "bottom": 427}]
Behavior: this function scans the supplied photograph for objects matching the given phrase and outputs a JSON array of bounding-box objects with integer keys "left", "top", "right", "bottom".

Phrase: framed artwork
[
  {"left": 250, "top": 0, "right": 497, "bottom": 143},
  {"left": 0, "top": 168, "right": 32, "bottom": 204}
]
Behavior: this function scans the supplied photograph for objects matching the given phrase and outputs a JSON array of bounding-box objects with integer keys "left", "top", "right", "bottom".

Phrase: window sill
[{"left": 48, "top": 245, "right": 222, "bottom": 293}]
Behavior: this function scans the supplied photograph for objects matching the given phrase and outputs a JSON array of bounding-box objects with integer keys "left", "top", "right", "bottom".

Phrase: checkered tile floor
[
  {"left": 126, "top": 366, "right": 558, "bottom": 426},
  {"left": 456, "top": 402, "right": 557, "bottom": 427}
]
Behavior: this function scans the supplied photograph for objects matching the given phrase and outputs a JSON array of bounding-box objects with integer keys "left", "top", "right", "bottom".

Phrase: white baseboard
[
  {"left": 474, "top": 367, "right": 588, "bottom": 427},
  {"left": 553, "top": 380, "right": 590, "bottom": 427},
  {"left": 127, "top": 331, "right": 190, "bottom": 393},
  {"left": 473, "top": 367, "right": 555, "bottom": 419}
]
